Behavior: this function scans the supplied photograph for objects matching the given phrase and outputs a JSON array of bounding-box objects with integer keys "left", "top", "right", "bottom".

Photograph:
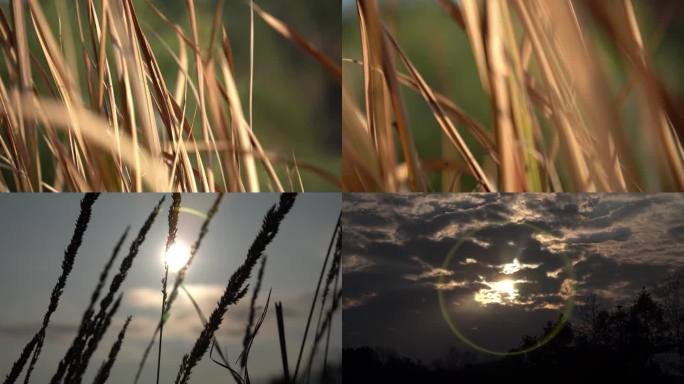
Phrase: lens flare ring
[{"left": 436, "top": 220, "right": 576, "bottom": 356}]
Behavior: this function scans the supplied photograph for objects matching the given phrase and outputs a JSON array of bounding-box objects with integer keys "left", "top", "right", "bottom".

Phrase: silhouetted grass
[
  {"left": 49, "top": 227, "right": 130, "bottom": 384},
  {"left": 56, "top": 196, "right": 165, "bottom": 384},
  {"left": 275, "top": 302, "right": 291, "bottom": 382},
  {"left": 158, "top": 193, "right": 182, "bottom": 384},
  {"left": 92, "top": 316, "right": 132, "bottom": 384},
  {"left": 134, "top": 193, "right": 224, "bottom": 383},
  {"left": 293, "top": 214, "right": 341, "bottom": 383},
  {"left": 3, "top": 193, "right": 99, "bottom": 384},
  {"left": 2, "top": 192, "right": 340, "bottom": 384},
  {"left": 241, "top": 255, "right": 268, "bottom": 368},
  {"left": 174, "top": 193, "right": 296, "bottom": 384}
]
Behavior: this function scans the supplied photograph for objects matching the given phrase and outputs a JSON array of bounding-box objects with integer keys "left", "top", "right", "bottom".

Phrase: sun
[
  {"left": 164, "top": 241, "right": 191, "bottom": 273},
  {"left": 492, "top": 279, "right": 517, "bottom": 297},
  {"left": 474, "top": 279, "right": 525, "bottom": 305}
]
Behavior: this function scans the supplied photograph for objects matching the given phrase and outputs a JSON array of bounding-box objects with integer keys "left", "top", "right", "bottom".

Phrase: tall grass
[
  {"left": 157, "top": 193, "right": 181, "bottom": 384},
  {"left": 134, "top": 193, "right": 224, "bottom": 383},
  {"left": 0, "top": 0, "right": 340, "bottom": 191},
  {"left": 343, "top": 0, "right": 684, "bottom": 192},
  {"left": 173, "top": 193, "right": 296, "bottom": 384},
  {"left": 3, "top": 193, "right": 99, "bottom": 384},
  {"left": 3, "top": 193, "right": 341, "bottom": 384}
]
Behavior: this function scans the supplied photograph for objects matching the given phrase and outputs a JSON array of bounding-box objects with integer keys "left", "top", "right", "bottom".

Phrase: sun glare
[
  {"left": 500, "top": 258, "right": 541, "bottom": 275},
  {"left": 164, "top": 241, "right": 191, "bottom": 273},
  {"left": 474, "top": 279, "right": 526, "bottom": 305}
]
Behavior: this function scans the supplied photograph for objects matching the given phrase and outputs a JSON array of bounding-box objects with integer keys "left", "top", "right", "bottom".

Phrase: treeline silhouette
[{"left": 344, "top": 273, "right": 684, "bottom": 383}]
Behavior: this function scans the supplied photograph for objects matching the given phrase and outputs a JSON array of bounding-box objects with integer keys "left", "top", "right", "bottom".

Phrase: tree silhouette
[{"left": 344, "top": 278, "right": 684, "bottom": 383}]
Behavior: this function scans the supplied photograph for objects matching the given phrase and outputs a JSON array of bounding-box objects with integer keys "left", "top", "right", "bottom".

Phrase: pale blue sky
[{"left": 0, "top": 193, "right": 341, "bottom": 384}]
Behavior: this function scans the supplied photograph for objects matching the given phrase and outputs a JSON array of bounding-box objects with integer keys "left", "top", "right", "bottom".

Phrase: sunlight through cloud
[
  {"left": 500, "top": 258, "right": 541, "bottom": 275},
  {"left": 474, "top": 279, "right": 528, "bottom": 305}
]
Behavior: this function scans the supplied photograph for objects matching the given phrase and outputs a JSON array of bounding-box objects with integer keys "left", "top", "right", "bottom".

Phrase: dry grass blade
[
  {"left": 19, "top": 96, "right": 170, "bottom": 191},
  {"left": 251, "top": 2, "right": 341, "bottom": 82},
  {"left": 384, "top": 29, "right": 495, "bottom": 192},
  {"left": 1, "top": 0, "right": 338, "bottom": 191},
  {"left": 357, "top": 0, "right": 425, "bottom": 192},
  {"left": 460, "top": 0, "right": 491, "bottom": 93},
  {"left": 487, "top": 0, "right": 522, "bottom": 191},
  {"left": 344, "top": 0, "right": 684, "bottom": 191},
  {"left": 342, "top": 83, "right": 383, "bottom": 191}
]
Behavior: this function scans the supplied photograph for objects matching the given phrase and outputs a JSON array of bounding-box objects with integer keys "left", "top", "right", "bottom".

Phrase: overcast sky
[
  {"left": 0, "top": 193, "right": 340, "bottom": 384},
  {"left": 343, "top": 194, "right": 684, "bottom": 362}
]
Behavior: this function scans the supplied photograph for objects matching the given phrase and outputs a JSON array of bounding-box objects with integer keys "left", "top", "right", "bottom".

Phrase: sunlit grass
[
  {"left": 0, "top": 0, "right": 340, "bottom": 191},
  {"left": 343, "top": 0, "right": 684, "bottom": 192}
]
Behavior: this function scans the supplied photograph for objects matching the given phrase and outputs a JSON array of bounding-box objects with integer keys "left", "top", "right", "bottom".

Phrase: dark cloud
[
  {"left": 669, "top": 224, "right": 684, "bottom": 242},
  {"left": 0, "top": 322, "right": 78, "bottom": 339},
  {"left": 343, "top": 194, "right": 684, "bottom": 363},
  {"left": 572, "top": 227, "right": 632, "bottom": 243}
]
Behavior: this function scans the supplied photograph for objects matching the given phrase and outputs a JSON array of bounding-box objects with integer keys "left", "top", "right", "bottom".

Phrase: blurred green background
[
  {"left": 1, "top": 0, "right": 341, "bottom": 191},
  {"left": 342, "top": 0, "right": 684, "bottom": 190}
]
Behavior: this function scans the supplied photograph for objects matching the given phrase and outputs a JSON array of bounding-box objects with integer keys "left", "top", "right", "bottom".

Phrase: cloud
[
  {"left": 570, "top": 227, "right": 632, "bottom": 243},
  {"left": 127, "top": 284, "right": 312, "bottom": 342},
  {"left": 343, "top": 292, "right": 377, "bottom": 310},
  {"left": 434, "top": 280, "right": 468, "bottom": 290},
  {"left": 668, "top": 224, "right": 684, "bottom": 242},
  {"left": 473, "top": 279, "right": 530, "bottom": 306},
  {"left": 0, "top": 322, "right": 78, "bottom": 339},
  {"left": 499, "top": 258, "right": 541, "bottom": 275},
  {"left": 341, "top": 194, "right": 684, "bottom": 362},
  {"left": 343, "top": 254, "right": 376, "bottom": 273},
  {"left": 403, "top": 256, "right": 454, "bottom": 282}
]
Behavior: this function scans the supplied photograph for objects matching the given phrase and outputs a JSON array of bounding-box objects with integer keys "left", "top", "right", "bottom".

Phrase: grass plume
[
  {"left": 134, "top": 193, "right": 224, "bottom": 383},
  {"left": 173, "top": 193, "right": 297, "bottom": 384},
  {"left": 158, "top": 193, "right": 181, "bottom": 384},
  {"left": 92, "top": 316, "right": 132, "bottom": 384},
  {"left": 3, "top": 193, "right": 99, "bottom": 384},
  {"left": 293, "top": 214, "right": 340, "bottom": 382},
  {"left": 49, "top": 227, "right": 130, "bottom": 384},
  {"left": 50, "top": 196, "right": 165, "bottom": 384}
]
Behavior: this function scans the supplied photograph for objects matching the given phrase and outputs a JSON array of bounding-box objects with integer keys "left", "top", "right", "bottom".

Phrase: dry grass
[
  {"left": 0, "top": 0, "right": 340, "bottom": 191},
  {"left": 343, "top": 0, "right": 684, "bottom": 192}
]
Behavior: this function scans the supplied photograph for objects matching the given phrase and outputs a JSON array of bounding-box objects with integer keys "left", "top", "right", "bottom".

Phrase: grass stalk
[
  {"left": 292, "top": 214, "right": 340, "bottom": 382},
  {"left": 173, "top": 193, "right": 296, "bottom": 384},
  {"left": 157, "top": 193, "right": 181, "bottom": 384},
  {"left": 3, "top": 193, "right": 99, "bottom": 384}
]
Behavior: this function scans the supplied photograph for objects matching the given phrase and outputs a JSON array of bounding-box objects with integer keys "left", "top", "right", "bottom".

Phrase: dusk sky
[
  {"left": 343, "top": 194, "right": 684, "bottom": 362},
  {"left": 0, "top": 193, "right": 340, "bottom": 384}
]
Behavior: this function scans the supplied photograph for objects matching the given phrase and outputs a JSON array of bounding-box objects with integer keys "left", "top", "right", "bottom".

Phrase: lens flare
[{"left": 164, "top": 241, "right": 191, "bottom": 273}]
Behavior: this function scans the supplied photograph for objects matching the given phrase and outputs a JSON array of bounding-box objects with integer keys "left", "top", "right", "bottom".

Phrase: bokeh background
[{"left": 342, "top": 0, "right": 684, "bottom": 189}]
